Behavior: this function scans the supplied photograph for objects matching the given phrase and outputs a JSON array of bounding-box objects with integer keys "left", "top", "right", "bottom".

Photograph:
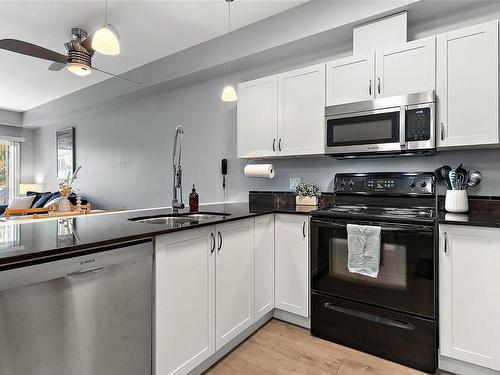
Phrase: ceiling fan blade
[
  {"left": 48, "top": 62, "right": 67, "bottom": 71},
  {"left": 92, "top": 67, "right": 143, "bottom": 85},
  {"left": 0, "top": 39, "right": 68, "bottom": 64}
]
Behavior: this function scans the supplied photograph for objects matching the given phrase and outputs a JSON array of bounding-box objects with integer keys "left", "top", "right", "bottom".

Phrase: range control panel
[{"left": 335, "top": 173, "right": 435, "bottom": 196}]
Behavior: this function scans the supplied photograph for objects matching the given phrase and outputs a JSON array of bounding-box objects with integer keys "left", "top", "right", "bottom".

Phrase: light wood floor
[{"left": 206, "top": 319, "right": 451, "bottom": 375}]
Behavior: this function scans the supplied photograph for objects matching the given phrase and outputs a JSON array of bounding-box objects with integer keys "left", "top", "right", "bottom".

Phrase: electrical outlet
[{"left": 289, "top": 177, "right": 302, "bottom": 190}]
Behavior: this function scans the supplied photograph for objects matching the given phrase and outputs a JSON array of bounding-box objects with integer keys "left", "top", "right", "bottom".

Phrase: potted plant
[{"left": 295, "top": 183, "right": 321, "bottom": 206}]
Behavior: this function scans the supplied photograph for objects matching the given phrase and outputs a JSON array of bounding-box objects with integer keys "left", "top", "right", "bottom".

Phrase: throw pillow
[
  {"left": 31, "top": 192, "right": 53, "bottom": 208},
  {"left": 8, "top": 195, "right": 36, "bottom": 210}
]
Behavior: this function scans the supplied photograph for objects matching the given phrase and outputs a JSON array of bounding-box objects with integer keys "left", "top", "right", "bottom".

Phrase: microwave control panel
[
  {"left": 406, "top": 108, "right": 431, "bottom": 141},
  {"left": 335, "top": 173, "right": 435, "bottom": 196}
]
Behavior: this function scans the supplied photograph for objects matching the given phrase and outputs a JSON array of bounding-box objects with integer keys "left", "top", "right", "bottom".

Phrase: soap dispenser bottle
[{"left": 189, "top": 184, "right": 199, "bottom": 212}]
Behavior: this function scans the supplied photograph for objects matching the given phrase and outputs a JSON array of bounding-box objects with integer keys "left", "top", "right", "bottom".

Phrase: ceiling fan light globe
[
  {"left": 221, "top": 85, "right": 237, "bottom": 102},
  {"left": 67, "top": 62, "right": 92, "bottom": 76},
  {"left": 91, "top": 25, "right": 120, "bottom": 55}
]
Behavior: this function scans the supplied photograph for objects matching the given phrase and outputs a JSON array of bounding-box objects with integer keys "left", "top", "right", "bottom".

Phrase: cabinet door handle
[
  {"left": 444, "top": 232, "right": 447, "bottom": 253},
  {"left": 377, "top": 77, "right": 381, "bottom": 94},
  {"left": 440, "top": 123, "right": 445, "bottom": 141},
  {"left": 272, "top": 138, "right": 276, "bottom": 152},
  {"left": 368, "top": 79, "right": 372, "bottom": 95},
  {"left": 217, "top": 231, "right": 223, "bottom": 251},
  {"left": 278, "top": 138, "right": 282, "bottom": 152},
  {"left": 302, "top": 221, "right": 306, "bottom": 238},
  {"left": 210, "top": 232, "right": 215, "bottom": 254}
]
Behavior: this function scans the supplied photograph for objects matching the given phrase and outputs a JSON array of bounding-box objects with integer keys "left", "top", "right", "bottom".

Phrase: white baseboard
[
  {"left": 273, "top": 308, "right": 310, "bottom": 329},
  {"left": 188, "top": 311, "right": 273, "bottom": 375},
  {"left": 439, "top": 355, "right": 500, "bottom": 375}
]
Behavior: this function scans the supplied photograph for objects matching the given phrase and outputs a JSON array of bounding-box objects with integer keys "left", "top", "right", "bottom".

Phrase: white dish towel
[{"left": 347, "top": 224, "right": 382, "bottom": 278}]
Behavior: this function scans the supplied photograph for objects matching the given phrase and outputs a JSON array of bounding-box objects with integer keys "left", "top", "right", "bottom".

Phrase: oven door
[
  {"left": 325, "top": 107, "right": 403, "bottom": 155},
  {"left": 311, "top": 218, "right": 435, "bottom": 318}
]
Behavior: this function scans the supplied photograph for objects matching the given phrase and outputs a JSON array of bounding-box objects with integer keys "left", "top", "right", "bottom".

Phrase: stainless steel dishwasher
[{"left": 0, "top": 240, "right": 153, "bottom": 375}]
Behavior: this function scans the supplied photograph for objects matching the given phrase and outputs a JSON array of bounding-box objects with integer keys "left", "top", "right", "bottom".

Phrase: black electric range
[{"left": 310, "top": 172, "right": 437, "bottom": 374}]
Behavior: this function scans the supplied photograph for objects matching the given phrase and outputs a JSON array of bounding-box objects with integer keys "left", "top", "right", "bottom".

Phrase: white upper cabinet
[
  {"left": 215, "top": 219, "right": 255, "bottom": 350},
  {"left": 436, "top": 21, "right": 499, "bottom": 149},
  {"left": 237, "top": 76, "right": 278, "bottom": 158},
  {"left": 277, "top": 64, "right": 326, "bottom": 156},
  {"left": 254, "top": 214, "right": 275, "bottom": 321},
  {"left": 275, "top": 214, "right": 309, "bottom": 318},
  {"left": 326, "top": 52, "right": 375, "bottom": 106},
  {"left": 155, "top": 228, "right": 215, "bottom": 375},
  {"left": 439, "top": 225, "right": 500, "bottom": 371},
  {"left": 326, "top": 37, "right": 435, "bottom": 106},
  {"left": 375, "top": 36, "right": 436, "bottom": 97}
]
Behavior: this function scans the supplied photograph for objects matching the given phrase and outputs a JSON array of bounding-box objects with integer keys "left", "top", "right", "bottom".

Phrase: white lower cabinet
[
  {"left": 254, "top": 214, "right": 275, "bottom": 320},
  {"left": 439, "top": 225, "right": 500, "bottom": 371},
  {"left": 275, "top": 214, "right": 309, "bottom": 317},
  {"left": 215, "top": 219, "right": 255, "bottom": 350},
  {"left": 155, "top": 214, "right": 309, "bottom": 375},
  {"left": 155, "top": 227, "right": 216, "bottom": 375}
]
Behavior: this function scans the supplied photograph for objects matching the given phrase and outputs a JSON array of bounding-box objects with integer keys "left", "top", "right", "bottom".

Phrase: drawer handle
[
  {"left": 278, "top": 138, "right": 282, "bottom": 152},
  {"left": 323, "top": 302, "right": 415, "bottom": 330},
  {"left": 272, "top": 138, "right": 276, "bottom": 152},
  {"left": 302, "top": 221, "right": 306, "bottom": 238}
]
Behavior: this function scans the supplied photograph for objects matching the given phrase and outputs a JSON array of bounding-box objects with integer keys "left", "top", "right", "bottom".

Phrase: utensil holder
[{"left": 445, "top": 190, "right": 469, "bottom": 213}]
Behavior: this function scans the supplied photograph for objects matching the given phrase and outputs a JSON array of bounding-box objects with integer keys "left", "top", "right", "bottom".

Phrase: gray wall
[{"left": 31, "top": 2, "right": 500, "bottom": 209}]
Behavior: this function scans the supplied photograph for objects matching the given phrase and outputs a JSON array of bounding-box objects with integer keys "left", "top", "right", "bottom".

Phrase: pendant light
[
  {"left": 221, "top": 0, "right": 237, "bottom": 102},
  {"left": 92, "top": 0, "right": 120, "bottom": 55}
]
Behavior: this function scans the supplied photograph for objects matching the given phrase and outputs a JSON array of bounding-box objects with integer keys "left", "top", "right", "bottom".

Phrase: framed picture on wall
[{"left": 56, "top": 127, "right": 75, "bottom": 180}]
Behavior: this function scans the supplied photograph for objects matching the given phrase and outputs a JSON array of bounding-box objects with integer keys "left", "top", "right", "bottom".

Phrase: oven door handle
[
  {"left": 312, "top": 220, "right": 433, "bottom": 233},
  {"left": 323, "top": 302, "right": 415, "bottom": 331}
]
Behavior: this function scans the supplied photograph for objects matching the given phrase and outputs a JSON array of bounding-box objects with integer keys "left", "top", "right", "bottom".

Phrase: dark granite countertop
[
  {"left": 437, "top": 197, "right": 500, "bottom": 228},
  {"left": 0, "top": 202, "right": 315, "bottom": 270}
]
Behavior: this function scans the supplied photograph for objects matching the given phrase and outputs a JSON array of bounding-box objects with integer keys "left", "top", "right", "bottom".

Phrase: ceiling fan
[{"left": 0, "top": 27, "right": 141, "bottom": 85}]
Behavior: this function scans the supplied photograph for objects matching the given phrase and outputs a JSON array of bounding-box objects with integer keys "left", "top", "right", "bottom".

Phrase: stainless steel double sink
[{"left": 129, "top": 212, "right": 230, "bottom": 225}]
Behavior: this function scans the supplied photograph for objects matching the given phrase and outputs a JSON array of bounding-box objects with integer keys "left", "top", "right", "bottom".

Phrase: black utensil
[{"left": 439, "top": 165, "right": 452, "bottom": 189}]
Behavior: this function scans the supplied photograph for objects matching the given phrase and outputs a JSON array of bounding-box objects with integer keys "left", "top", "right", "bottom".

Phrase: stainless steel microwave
[{"left": 325, "top": 91, "right": 435, "bottom": 157}]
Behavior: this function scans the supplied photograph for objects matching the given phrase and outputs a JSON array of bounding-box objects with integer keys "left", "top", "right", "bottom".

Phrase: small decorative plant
[
  {"left": 59, "top": 166, "right": 82, "bottom": 196},
  {"left": 295, "top": 183, "right": 321, "bottom": 198},
  {"left": 295, "top": 183, "right": 321, "bottom": 206}
]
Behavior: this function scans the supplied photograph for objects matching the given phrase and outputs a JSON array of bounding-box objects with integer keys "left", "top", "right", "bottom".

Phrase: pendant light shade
[
  {"left": 221, "top": 85, "right": 237, "bottom": 102},
  {"left": 92, "top": 0, "right": 120, "bottom": 55},
  {"left": 92, "top": 25, "right": 120, "bottom": 55},
  {"left": 67, "top": 62, "right": 92, "bottom": 76},
  {"left": 221, "top": 0, "right": 237, "bottom": 102}
]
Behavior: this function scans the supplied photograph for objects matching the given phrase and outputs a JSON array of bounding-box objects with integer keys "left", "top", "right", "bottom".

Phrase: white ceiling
[{"left": 0, "top": 0, "right": 306, "bottom": 112}]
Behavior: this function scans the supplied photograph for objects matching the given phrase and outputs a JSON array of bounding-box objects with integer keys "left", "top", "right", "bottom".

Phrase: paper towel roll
[{"left": 244, "top": 164, "right": 275, "bottom": 179}]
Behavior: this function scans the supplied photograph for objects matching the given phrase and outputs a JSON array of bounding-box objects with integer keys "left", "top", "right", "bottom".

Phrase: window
[{"left": 0, "top": 139, "right": 20, "bottom": 205}]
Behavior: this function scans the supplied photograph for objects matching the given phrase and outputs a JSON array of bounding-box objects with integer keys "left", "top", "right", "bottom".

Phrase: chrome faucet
[{"left": 172, "top": 125, "right": 185, "bottom": 214}]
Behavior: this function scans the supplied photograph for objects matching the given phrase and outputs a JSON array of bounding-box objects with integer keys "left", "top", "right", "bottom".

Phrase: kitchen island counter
[{"left": 0, "top": 201, "right": 317, "bottom": 270}]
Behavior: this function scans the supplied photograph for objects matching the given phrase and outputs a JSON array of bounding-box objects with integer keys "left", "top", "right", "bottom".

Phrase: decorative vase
[
  {"left": 445, "top": 190, "right": 469, "bottom": 213},
  {"left": 58, "top": 195, "right": 72, "bottom": 212},
  {"left": 296, "top": 195, "right": 318, "bottom": 206}
]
